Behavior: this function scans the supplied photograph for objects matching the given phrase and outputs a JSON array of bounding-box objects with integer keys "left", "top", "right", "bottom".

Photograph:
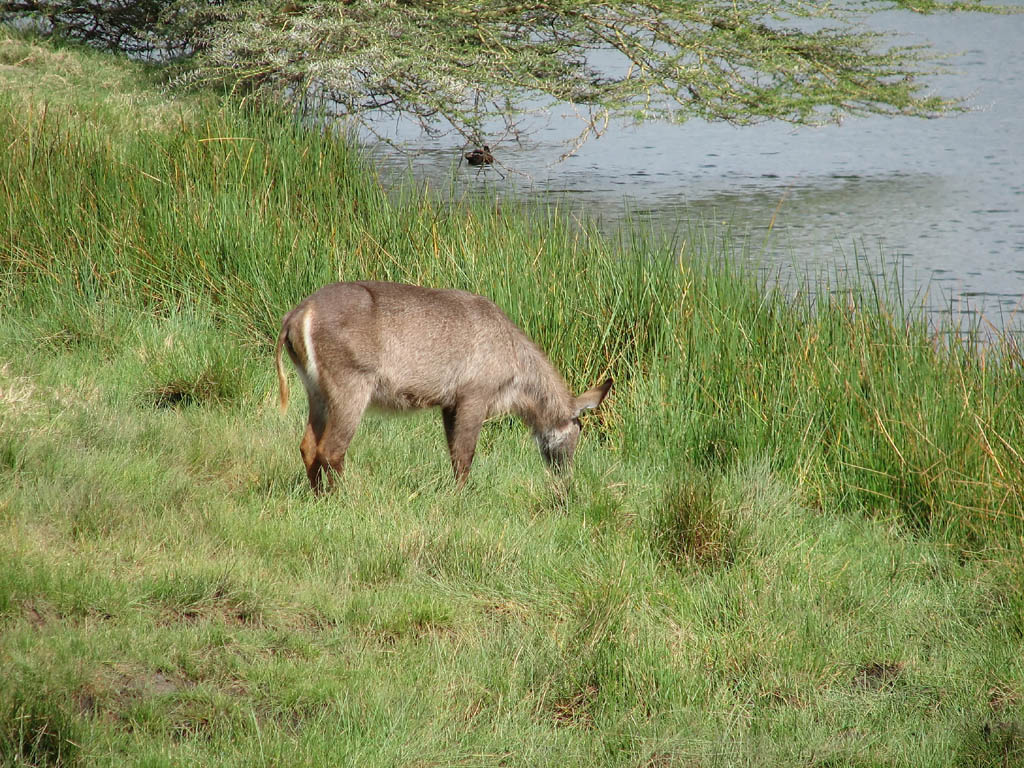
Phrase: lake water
[{"left": 365, "top": 7, "right": 1024, "bottom": 332}]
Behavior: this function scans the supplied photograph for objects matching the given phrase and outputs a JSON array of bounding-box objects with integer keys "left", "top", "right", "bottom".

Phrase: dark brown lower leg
[
  {"left": 300, "top": 422, "right": 325, "bottom": 493},
  {"left": 446, "top": 401, "right": 486, "bottom": 487},
  {"left": 442, "top": 406, "right": 457, "bottom": 461}
]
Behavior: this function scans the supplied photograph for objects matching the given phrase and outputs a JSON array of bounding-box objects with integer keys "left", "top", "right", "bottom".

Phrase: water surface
[{"left": 365, "top": 7, "right": 1024, "bottom": 330}]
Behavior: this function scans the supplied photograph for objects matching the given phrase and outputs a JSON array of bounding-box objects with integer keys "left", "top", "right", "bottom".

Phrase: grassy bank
[{"left": 2, "top": 30, "right": 1023, "bottom": 767}]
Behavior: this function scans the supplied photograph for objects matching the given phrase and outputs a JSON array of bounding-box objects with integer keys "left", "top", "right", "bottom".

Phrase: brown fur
[{"left": 274, "top": 281, "right": 611, "bottom": 491}]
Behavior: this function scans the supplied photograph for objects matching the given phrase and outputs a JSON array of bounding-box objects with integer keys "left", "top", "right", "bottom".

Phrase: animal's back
[{"left": 295, "top": 281, "right": 523, "bottom": 410}]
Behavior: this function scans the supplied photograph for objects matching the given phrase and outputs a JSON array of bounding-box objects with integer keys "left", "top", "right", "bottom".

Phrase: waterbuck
[{"left": 274, "top": 281, "right": 612, "bottom": 491}]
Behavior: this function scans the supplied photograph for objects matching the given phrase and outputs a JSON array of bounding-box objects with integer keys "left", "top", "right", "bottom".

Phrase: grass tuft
[
  {"left": 648, "top": 473, "right": 735, "bottom": 569},
  {"left": 0, "top": 689, "right": 82, "bottom": 767}
]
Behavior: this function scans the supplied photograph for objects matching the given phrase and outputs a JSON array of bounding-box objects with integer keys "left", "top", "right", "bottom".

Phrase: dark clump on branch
[{"left": 464, "top": 146, "right": 494, "bottom": 166}]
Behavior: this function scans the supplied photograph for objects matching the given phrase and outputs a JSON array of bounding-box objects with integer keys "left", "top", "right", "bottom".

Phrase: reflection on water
[{"left": 363, "top": 6, "right": 1024, "bottom": 332}]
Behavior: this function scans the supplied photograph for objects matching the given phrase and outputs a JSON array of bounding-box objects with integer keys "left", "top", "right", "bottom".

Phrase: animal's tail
[{"left": 275, "top": 326, "right": 290, "bottom": 413}]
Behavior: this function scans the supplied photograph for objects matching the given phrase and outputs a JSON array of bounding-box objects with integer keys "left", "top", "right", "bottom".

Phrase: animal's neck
[{"left": 512, "top": 338, "right": 573, "bottom": 432}]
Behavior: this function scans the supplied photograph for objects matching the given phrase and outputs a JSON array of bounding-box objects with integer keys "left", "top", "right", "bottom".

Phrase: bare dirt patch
[
  {"left": 552, "top": 683, "right": 599, "bottom": 728},
  {"left": 851, "top": 661, "right": 904, "bottom": 691}
]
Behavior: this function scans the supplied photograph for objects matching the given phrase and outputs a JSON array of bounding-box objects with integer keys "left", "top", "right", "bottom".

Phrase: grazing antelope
[{"left": 275, "top": 281, "right": 612, "bottom": 491}]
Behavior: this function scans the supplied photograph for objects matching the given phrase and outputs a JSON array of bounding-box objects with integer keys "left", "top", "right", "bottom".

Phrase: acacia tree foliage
[
  {"left": 2, "top": 0, "right": 1007, "bottom": 146},
  {"left": 175, "top": 0, "right": 1001, "bottom": 146},
  {"left": 0, "top": 0, "right": 195, "bottom": 58}
]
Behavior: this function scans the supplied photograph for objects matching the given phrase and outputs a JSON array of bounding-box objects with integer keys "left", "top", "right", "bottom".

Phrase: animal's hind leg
[
  {"left": 301, "top": 393, "right": 329, "bottom": 493},
  {"left": 300, "top": 422, "right": 324, "bottom": 493},
  {"left": 317, "top": 378, "right": 373, "bottom": 491}
]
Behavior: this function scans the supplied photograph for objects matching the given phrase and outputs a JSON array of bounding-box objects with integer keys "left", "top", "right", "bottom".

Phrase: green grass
[{"left": 2, "top": 29, "right": 1023, "bottom": 767}]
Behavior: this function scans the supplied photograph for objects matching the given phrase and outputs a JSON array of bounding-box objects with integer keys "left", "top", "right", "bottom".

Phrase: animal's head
[{"left": 536, "top": 378, "right": 613, "bottom": 470}]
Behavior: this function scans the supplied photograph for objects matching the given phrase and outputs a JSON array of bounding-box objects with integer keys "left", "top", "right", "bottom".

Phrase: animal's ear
[{"left": 573, "top": 378, "right": 612, "bottom": 416}]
